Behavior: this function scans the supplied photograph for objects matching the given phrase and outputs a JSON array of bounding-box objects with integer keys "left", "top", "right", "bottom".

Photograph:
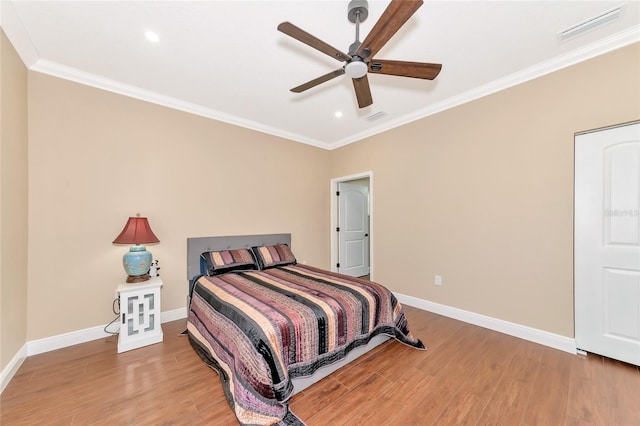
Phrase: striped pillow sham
[
  {"left": 201, "top": 248, "right": 257, "bottom": 276},
  {"left": 252, "top": 244, "right": 297, "bottom": 270}
]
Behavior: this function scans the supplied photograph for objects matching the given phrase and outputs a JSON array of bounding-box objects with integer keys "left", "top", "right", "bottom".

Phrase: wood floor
[{"left": 2, "top": 306, "right": 639, "bottom": 425}]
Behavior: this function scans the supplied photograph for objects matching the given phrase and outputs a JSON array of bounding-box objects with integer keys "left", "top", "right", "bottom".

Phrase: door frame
[{"left": 331, "top": 171, "right": 373, "bottom": 279}]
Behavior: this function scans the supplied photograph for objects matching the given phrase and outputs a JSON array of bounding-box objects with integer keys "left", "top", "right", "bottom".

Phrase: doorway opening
[{"left": 330, "top": 172, "right": 372, "bottom": 279}]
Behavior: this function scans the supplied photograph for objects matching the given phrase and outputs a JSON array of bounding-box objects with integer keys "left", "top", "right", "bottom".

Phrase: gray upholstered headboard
[{"left": 186, "top": 233, "right": 291, "bottom": 279}]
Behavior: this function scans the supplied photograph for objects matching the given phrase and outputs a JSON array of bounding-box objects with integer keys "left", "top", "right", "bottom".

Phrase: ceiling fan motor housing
[{"left": 348, "top": 0, "right": 369, "bottom": 23}]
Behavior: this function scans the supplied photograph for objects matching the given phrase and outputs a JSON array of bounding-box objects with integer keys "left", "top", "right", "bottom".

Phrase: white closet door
[{"left": 575, "top": 121, "right": 640, "bottom": 366}]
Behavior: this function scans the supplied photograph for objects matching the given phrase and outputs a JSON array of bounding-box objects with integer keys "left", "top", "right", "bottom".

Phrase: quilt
[{"left": 187, "top": 264, "right": 425, "bottom": 425}]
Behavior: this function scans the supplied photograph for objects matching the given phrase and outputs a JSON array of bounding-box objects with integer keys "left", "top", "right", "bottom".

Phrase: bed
[{"left": 186, "top": 234, "right": 425, "bottom": 425}]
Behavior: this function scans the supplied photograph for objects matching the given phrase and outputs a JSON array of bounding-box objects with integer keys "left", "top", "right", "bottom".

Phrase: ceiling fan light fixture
[
  {"left": 145, "top": 30, "right": 160, "bottom": 43},
  {"left": 345, "top": 61, "right": 368, "bottom": 79}
]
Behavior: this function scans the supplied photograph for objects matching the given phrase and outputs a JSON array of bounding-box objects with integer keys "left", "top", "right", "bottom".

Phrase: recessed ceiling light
[
  {"left": 334, "top": 111, "right": 343, "bottom": 118},
  {"left": 145, "top": 31, "right": 160, "bottom": 43}
]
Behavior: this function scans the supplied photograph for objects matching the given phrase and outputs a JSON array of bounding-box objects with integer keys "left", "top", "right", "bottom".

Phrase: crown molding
[
  {"left": 30, "top": 58, "right": 332, "bottom": 150},
  {"left": 330, "top": 25, "right": 640, "bottom": 150},
  {"left": 3, "top": 0, "right": 638, "bottom": 151},
  {"left": 0, "top": 0, "right": 39, "bottom": 67}
]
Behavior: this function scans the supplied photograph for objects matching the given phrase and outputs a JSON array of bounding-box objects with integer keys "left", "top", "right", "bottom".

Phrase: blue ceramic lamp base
[{"left": 123, "top": 245, "right": 153, "bottom": 283}]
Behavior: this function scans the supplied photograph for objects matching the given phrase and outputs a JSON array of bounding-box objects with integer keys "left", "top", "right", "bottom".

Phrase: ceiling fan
[{"left": 277, "top": 0, "right": 442, "bottom": 109}]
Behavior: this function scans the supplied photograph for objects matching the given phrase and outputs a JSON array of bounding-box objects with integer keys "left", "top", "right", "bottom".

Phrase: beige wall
[
  {"left": 27, "top": 73, "right": 331, "bottom": 340},
  {"left": 0, "top": 30, "right": 29, "bottom": 371},
  {"left": 4, "top": 32, "right": 639, "bottom": 351},
  {"left": 330, "top": 43, "right": 640, "bottom": 338}
]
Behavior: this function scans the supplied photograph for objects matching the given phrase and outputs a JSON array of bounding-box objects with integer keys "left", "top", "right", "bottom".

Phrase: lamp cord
[{"left": 103, "top": 298, "right": 121, "bottom": 335}]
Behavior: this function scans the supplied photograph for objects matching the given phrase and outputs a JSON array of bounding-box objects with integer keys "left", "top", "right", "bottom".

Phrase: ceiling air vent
[
  {"left": 560, "top": 6, "right": 622, "bottom": 42},
  {"left": 366, "top": 111, "right": 387, "bottom": 122}
]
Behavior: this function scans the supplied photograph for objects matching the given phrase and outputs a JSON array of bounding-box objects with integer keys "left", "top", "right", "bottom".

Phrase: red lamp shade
[{"left": 113, "top": 216, "right": 159, "bottom": 245}]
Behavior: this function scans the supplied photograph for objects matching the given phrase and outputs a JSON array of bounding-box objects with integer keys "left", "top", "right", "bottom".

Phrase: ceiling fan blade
[
  {"left": 278, "top": 22, "right": 351, "bottom": 62},
  {"left": 352, "top": 75, "right": 373, "bottom": 108},
  {"left": 356, "top": 0, "right": 423, "bottom": 59},
  {"left": 369, "top": 59, "right": 441, "bottom": 79},
  {"left": 291, "top": 69, "right": 345, "bottom": 93}
]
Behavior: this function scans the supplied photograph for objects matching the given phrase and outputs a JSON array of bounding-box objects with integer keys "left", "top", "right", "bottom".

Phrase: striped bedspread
[{"left": 187, "top": 264, "right": 425, "bottom": 425}]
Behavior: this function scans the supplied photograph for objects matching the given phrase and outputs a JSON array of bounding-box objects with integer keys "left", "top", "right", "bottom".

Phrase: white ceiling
[{"left": 2, "top": 1, "right": 639, "bottom": 150}]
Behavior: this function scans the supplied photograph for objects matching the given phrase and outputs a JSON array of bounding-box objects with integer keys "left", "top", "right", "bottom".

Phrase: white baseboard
[
  {"left": 27, "top": 323, "right": 114, "bottom": 356},
  {"left": 162, "top": 307, "right": 187, "bottom": 323},
  {"left": 0, "top": 344, "right": 27, "bottom": 394},
  {"left": 27, "top": 307, "right": 187, "bottom": 356},
  {"left": 3, "top": 300, "right": 575, "bottom": 393},
  {"left": 395, "top": 293, "right": 577, "bottom": 355},
  {"left": 0, "top": 307, "right": 188, "bottom": 394}
]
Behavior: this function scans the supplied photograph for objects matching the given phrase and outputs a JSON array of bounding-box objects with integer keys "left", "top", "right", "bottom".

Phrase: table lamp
[{"left": 113, "top": 214, "right": 159, "bottom": 283}]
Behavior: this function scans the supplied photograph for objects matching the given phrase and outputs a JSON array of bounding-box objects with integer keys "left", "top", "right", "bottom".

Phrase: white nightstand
[{"left": 116, "top": 277, "right": 163, "bottom": 353}]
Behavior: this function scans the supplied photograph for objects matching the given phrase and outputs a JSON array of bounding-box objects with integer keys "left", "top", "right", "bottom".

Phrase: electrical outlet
[{"left": 435, "top": 275, "right": 442, "bottom": 286}]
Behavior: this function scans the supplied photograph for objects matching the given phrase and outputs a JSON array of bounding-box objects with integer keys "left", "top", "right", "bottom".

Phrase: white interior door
[
  {"left": 337, "top": 182, "right": 369, "bottom": 277},
  {"left": 575, "top": 121, "right": 640, "bottom": 366}
]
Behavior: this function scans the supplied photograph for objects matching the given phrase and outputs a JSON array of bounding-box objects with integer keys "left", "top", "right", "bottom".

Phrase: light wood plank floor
[{"left": 2, "top": 306, "right": 639, "bottom": 425}]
